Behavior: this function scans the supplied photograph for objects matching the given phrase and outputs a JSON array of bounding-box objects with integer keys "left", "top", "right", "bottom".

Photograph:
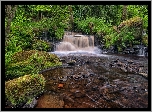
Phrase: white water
[{"left": 53, "top": 33, "right": 104, "bottom": 56}]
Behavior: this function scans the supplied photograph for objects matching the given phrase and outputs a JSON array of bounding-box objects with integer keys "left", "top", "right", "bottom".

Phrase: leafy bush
[
  {"left": 5, "top": 74, "right": 45, "bottom": 106},
  {"left": 75, "top": 17, "right": 113, "bottom": 36},
  {"left": 5, "top": 50, "right": 62, "bottom": 80},
  {"left": 32, "top": 39, "right": 51, "bottom": 51},
  {"left": 103, "top": 16, "right": 144, "bottom": 49}
]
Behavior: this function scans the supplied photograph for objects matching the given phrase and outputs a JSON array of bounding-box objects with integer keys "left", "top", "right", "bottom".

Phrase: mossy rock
[
  {"left": 5, "top": 74, "right": 45, "bottom": 106},
  {"left": 6, "top": 50, "right": 62, "bottom": 80}
]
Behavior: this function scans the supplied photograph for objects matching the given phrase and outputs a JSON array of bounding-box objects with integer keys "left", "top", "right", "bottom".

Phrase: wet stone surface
[{"left": 36, "top": 53, "right": 148, "bottom": 108}]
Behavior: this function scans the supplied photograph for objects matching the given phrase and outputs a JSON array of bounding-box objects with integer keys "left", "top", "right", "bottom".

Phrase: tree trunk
[{"left": 5, "top": 5, "right": 18, "bottom": 39}]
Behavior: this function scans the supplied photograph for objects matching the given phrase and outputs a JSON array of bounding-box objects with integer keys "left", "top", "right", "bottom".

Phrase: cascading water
[
  {"left": 56, "top": 35, "right": 94, "bottom": 51},
  {"left": 54, "top": 33, "right": 102, "bottom": 55}
]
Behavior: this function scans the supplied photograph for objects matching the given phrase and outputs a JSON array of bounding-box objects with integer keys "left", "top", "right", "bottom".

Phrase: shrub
[
  {"left": 5, "top": 50, "right": 62, "bottom": 80},
  {"left": 5, "top": 74, "right": 45, "bottom": 106},
  {"left": 32, "top": 39, "right": 51, "bottom": 51}
]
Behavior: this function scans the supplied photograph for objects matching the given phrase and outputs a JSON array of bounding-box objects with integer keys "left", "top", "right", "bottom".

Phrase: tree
[{"left": 5, "top": 5, "right": 18, "bottom": 39}]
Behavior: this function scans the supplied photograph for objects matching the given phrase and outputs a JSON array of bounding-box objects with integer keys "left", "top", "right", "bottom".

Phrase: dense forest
[
  {"left": 5, "top": 5, "right": 148, "bottom": 108},
  {"left": 5, "top": 5, "right": 148, "bottom": 57}
]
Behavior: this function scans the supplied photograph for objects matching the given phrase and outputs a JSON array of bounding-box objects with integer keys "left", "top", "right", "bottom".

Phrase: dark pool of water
[{"left": 36, "top": 53, "right": 148, "bottom": 108}]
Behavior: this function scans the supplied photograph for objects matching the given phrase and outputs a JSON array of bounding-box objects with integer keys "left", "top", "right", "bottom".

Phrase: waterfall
[{"left": 55, "top": 34, "right": 95, "bottom": 52}]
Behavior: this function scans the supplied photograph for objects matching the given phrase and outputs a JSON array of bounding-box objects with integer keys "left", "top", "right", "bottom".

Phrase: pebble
[
  {"left": 74, "top": 90, "right": 85, "bottom": 98},
  {"left": 89, "top": 73, "right": 94, "bottom": 77},
  {"left": 58, "top": 76, "right": 68, "bottom": 82},
  {"left": 92, "top": 86, "right": 98, "bottom": 91},
  {"left": 73, "top": 75, "right": 82, "bottom": 80}
]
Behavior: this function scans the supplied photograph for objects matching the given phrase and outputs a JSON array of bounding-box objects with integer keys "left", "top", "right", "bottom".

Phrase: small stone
[
  {"left": 113, "top": 59, "right": 119, "bottom": 63},
  {"left": 73, "top": 75, "right": 82, "bottom": 80},
  {"left": 133, "top": 86, "right": 138, "bottom": 89},
  {"left": 89, "top": 73, "right": 94, "bottom": 77},
  {"left": 92, "top": 86, "right": 98, "bottom": 91},
  {"left": 58, "top": 76, "right": 67, "bottom": 82},
  {"left": 127, "top": 60, "right": 133, "bottom": 64},
  {"left": 97, "top": 76, "right": 104, "bottom": 80},
  {"left": 109, "top": 63, "right": 114, "bottom": 67},
  {"left": 74, "top": 90, "right": 84, "bottom": 98},
  {"left": 67, "top": 60, "right": 76, "bottom": 66}
]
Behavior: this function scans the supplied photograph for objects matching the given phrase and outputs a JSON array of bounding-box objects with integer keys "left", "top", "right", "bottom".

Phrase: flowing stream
[{"left": 35, "top": 33, "right": 148, "bottom": 108}]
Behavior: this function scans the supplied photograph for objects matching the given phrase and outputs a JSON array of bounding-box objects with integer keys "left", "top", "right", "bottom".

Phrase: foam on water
[{"left": 50, "top": 48, "right": 109, "bottom": 57}]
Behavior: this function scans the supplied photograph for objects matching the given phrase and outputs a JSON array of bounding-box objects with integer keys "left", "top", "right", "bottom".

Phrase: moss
[
  {"left": 118, "top": 16, "right": 142, "bottom": 29},
  {"left": 142, "top": 34, "right": 148, "bottom": 46},
  {"left": 5, "top": 74, "right": 45, "bottom": 106},
  {"left": 6, "top": 50, "right": 62, "bottom": 80}
]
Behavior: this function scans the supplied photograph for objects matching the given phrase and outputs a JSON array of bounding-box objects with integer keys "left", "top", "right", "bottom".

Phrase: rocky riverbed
[{"left": 35, "top": 53, "right": 148, "bottom": 108}]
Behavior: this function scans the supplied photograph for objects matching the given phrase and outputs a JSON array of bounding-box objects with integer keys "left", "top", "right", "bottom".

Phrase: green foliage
[
  {"left": 103, "top": 16, "right": 143, "bottom": 49},
  {"left": 5, "top": 50, "right": 62, "bottom": 80},
  {"left": 142, "top": 34, "right": 148, "bottom": 46},
  {"left": 55, "top": 28, "right": 65, "bottom": 39},
  {"left": 32, "top": 39, "right": 51, "bottom": 51},
  {"left": 75, "top": 17, "right": 113, "bottom": 36},
  {"left": 5, "top": 74, "right": 45, "bottom": 105},
  {"left": 5, "top": 5, "right": 149, "bottom": 82}
]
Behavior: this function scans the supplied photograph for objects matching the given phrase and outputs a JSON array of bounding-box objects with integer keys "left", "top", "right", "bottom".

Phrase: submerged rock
[{"left": 36, "top": 94, "right": 64, "bottom": 108}]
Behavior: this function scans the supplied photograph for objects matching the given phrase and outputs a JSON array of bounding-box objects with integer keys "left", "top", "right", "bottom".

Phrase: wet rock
[
  {"left": 113, "top": 58, "right": 119, "bottom": 63},
  {"left": 60, "top": 59, "right": 66, "bottom": 63},
  {"left": 127, "top": 60, "right": 133, "bottom": 64},
  {"left": 91, "top": 85, "right": 98, "bottom": 91},
  {"left": 133, "top": 86, "right": 138, "bottom": 89},
  {"left": 82, "top": 74, "right": 89, "bottom": 78},
  {"left": 138, "top": 73, "right": 148, "bottom": 79},
  {"left": 70, "top": 83, "right": 79, "bottom": 89},
  {"left": 73, "top": 75, "right": 82, "bottom": 80},
  {"left": 120, "top": 67, "right": 127, "bottom": 72},
  {"left": 87, "top": 78, "right": 92, "bottom": 83},
  {"left": 85, "top": 60, "right": 89, "bottom": 63},
  {"left": 61, "top": 93, "right": 75, "bottom": 103},
  {"left": 74, "top": 90, "right": 85, "bottom": 98},
  {"left": 52, "top": 76, "right": 57, "bottom": 80},
  {"left": 89, "top": 73, "right": 95, "bottom": 77},
  {"left": 97, "top": 76, "right": 104, "bottom": 80},
  {"left": 117, "top": 62, "right": 123, "bottom": 67},
  {"left": 113, "top": 79, "right": 120, "bottom": 82},
  {"left": 23, "top": 98, "right": 37, "bottom": 108},
  {"left": 36, "top": 94, "right": 64, "bottom": 108},
  {"left": 58, "top": 76, "right": 68, "bottom": 82},
  {"left": 109, "top": 63, "right": 114, "bottom": 67},
  {"left": 67, "top": 60, "right": 76, "bottom": 66}
]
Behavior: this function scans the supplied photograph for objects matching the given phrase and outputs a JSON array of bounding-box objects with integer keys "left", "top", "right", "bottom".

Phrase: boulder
[{"left": 5, "top": 74, "right": 45, "bottom": 106}]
